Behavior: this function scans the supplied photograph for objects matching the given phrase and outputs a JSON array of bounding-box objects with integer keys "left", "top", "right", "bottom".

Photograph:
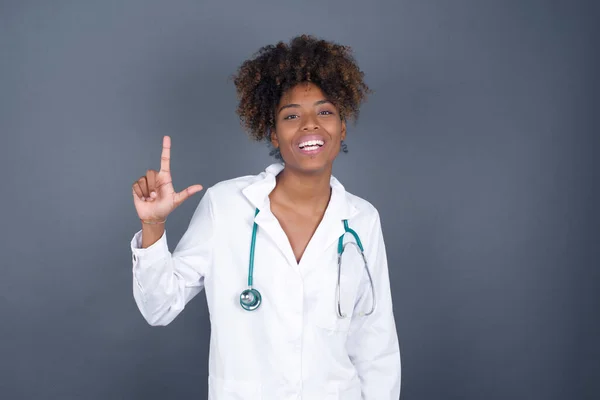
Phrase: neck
[{"left": 271, "top": 166, "right": 333, "bottom": 215}]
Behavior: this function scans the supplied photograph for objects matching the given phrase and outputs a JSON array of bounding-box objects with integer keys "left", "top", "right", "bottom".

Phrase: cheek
[
  {"left": 324, "top": 119, "right": 344, "bottom": 137},
  {"left": 324, "top": 114, "right": 341, "bottom": 128},
  {"left": 273, "top": 125, "right": 296, "bottom": 146}
]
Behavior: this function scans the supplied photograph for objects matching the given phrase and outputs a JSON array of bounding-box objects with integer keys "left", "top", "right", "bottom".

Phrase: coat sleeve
[
  {"left": 346, "top": 209, "right": 401, "bottom": 399},
  {"left": 130, "top": 188, "right": 216, "bottom": 326}
]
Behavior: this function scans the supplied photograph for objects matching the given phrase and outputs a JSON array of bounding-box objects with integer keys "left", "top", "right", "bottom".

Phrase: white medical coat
[{"left": 130, "top": 163, "right": 401, "bottom": 399}]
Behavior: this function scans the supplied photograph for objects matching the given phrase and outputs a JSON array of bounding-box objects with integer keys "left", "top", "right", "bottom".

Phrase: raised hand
[{"left": 132, "top": 136, "right": 203, "bottom": 223}]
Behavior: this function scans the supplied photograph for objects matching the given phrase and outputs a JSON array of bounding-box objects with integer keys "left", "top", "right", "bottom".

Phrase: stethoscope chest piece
[{"left": 240, "top": 287, "right": 262, "bottom": 311}]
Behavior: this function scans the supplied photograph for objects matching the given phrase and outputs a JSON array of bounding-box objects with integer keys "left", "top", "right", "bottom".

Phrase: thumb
[{"left": 173, "top": 184, "right": 204, "bottom": 206}]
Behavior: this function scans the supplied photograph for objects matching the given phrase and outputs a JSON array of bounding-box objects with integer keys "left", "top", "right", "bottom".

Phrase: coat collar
[
  {"left": 241, "top": 163, "right": 360, "bottom": 269},
  {"left": 241, "top": 163, "right": 359, "bottom": 221}
]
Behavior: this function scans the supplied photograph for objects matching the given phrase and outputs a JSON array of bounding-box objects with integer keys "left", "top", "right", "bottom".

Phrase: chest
[{"left": 270, "top": 205, "right": 324, "bottom": 264}]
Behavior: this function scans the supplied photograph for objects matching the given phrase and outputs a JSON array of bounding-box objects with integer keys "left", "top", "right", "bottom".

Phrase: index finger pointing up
[{"left": 160, "top": 135, "right": 171, "bottom": 172}]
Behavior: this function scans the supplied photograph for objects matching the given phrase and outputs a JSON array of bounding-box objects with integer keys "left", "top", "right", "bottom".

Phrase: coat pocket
[
  {"left": 338, "top": 378, "right": 362, "bottom": 399},
  {"left": 312, "top": 250, "right": 364, "bottom": 333},
  {"left": 320, "top": 378, "right": 362, "bottom": 399},
  {"left": 208, "top": 376, "right": 262, "bottom": 400}
]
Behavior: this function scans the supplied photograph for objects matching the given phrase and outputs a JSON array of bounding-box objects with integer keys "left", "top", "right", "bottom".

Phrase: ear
[
  {"left": 340, "top": 120, "right": 347, "bottom": 141},
  {"left": 270, "top": 128, "right": 279, "bottom": 148}
]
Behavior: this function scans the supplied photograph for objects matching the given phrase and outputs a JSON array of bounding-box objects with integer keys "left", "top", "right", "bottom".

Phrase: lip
[
  {"left": 295, "top": 134, "right": 327, "bottom": 156},
  {"left": 296, "top": 134, "right": 326, "bottom": 147}
]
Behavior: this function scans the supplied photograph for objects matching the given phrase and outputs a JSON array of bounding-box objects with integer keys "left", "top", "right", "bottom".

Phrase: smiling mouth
[{"left": 298, "top": 139, "right": 324, "bottom": 151}]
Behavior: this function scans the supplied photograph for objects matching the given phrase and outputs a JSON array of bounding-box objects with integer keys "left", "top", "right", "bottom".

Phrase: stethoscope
[{"left": 239, "top": 208, "right": 376, "bottom": 318}]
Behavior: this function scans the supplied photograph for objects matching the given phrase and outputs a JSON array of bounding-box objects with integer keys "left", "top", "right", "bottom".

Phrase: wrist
[{"left": 140, "top": 217, "right": 167, "bottom": 224}]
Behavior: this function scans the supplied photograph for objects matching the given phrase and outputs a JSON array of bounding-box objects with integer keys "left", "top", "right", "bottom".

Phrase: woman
[{"left": 130, "top": 35, "right": 401, "bottom": 399}]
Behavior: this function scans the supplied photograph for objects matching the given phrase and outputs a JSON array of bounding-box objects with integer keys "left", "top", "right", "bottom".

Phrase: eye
[
  {"left": 283, "top": 114, "right": 298, "bottom": 120},
  {"left": 319, "top": 110, "right": 334, "bottom": 116}
]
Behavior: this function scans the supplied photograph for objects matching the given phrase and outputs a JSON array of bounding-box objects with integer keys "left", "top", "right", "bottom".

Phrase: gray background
[{"left": 1, "top": 0, "right": 598, "bottom": 399}]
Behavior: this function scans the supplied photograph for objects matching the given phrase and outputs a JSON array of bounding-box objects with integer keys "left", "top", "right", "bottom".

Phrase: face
[{"left": 270, "top": 82, "right": 346, "bottom": 174}]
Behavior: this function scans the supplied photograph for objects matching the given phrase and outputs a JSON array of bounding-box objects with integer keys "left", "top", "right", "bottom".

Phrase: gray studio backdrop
[{"left": 1, "top": 0, "right": 598, "bottom": 399}]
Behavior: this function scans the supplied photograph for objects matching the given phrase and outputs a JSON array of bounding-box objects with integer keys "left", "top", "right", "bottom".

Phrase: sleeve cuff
[{"left": 130, "top": 229, "right": 169, "bottom": 265}]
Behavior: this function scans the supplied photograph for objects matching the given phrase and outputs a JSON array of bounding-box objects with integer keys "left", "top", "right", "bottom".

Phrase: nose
[{"left": 301, "top": 113, "right": 319, "bottom": 131}]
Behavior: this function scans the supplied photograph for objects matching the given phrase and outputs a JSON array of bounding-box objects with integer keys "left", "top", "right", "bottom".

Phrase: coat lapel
[
  {"left": 242, "top": 163, "right": 299, "bottom": 268},
  {"left": 241, "top": 163, "right": 360, "bottom": 272},
  {"left": 298, "top": 176, "right": 359, "bottom": 272}
]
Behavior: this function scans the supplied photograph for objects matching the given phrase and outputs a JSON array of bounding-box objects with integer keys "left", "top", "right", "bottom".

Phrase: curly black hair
[{"left": 232, "top": 34, "right": 371, "bottom": 160}]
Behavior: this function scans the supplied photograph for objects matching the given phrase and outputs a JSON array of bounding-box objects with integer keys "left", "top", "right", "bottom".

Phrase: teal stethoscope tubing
[{"left": 239, "top": 208, "right": 377, "bottom": 318}]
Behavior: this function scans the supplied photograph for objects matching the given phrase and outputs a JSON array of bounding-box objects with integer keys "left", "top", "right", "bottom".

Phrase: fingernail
[
  {"left": 150, "top": 191, "right": 156, "bottom": 198},
  {"left": 141, "top": 197, "right": 146, "bottom": 201}
]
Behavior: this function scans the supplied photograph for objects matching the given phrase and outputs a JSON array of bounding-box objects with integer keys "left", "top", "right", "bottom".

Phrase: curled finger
[
  {"left": 146, "top": 170, "right": 157, "bottom": 200},
  {"left": 137, "top": 176, "right": 149, "bottom": 199},
  {"left": 132, "top": 182, "right": 144, "bottom": 201}
]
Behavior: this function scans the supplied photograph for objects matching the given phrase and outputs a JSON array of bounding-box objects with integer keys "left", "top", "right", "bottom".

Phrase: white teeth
[{"left": 299, "top": 139, "right": 324, "bottom": 148}]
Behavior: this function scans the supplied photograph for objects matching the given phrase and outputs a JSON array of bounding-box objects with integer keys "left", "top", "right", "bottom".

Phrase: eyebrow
[{"left": 278, "top": 99, "right": 332, "bottom": 114}]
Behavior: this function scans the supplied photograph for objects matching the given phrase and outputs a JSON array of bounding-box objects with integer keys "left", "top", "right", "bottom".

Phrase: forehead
[{"left": 279, "top": 82, "right": 326, "bottom": 104}]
